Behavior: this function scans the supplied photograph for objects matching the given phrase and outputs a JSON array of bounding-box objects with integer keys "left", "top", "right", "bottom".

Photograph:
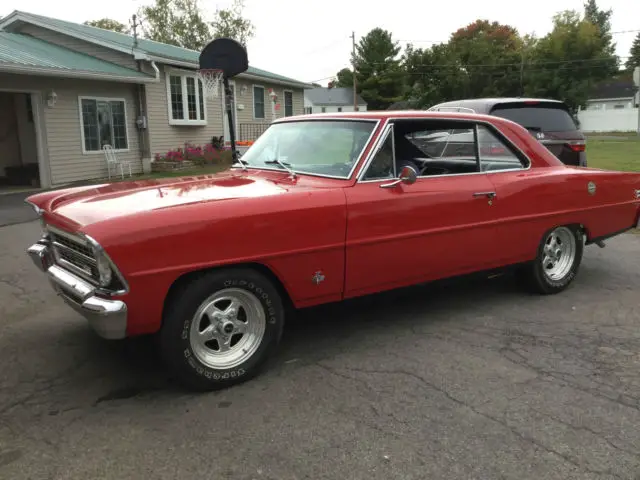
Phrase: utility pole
[
  {"left": 351, "top": 31, "right": 357, "bottom": 111},
  {"left": 519, "top": 49, "right": 525, "bottom": 97}
]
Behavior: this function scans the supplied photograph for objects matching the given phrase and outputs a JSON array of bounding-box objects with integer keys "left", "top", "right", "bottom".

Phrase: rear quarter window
[{"left": 490, "top": 104, "right": 578, "bottom": 132}]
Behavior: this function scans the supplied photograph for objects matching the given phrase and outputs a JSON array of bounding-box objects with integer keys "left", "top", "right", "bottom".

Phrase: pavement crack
[
  {"left": 329, "top": 365, "right": 626, "bottom": 479},
  {"left": 530, "top": 407, "right": 640, "bottom": 461}
]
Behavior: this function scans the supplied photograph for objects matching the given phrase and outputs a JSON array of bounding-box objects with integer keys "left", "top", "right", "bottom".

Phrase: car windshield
[
  {"left": 237, "top": 120, "right": 376, "bottom": 178},
  {"left": 490, "top": 104, "right": 578, "bottom": 132}
]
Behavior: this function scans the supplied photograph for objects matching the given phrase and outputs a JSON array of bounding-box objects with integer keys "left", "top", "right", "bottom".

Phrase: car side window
[
  {"left": 476, "top": 125, "right": 527, "bottom": 172},
  {"left": 401, "top": 125, "right": 479, "bottom": 177},
  {"left": 362, "top": 130, "right": 394, "bottom": 180}
]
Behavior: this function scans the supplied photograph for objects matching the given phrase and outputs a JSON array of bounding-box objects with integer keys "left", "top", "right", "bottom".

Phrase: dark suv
[{"left": 427, "top": 98, "right": 587, "bottom": 167}]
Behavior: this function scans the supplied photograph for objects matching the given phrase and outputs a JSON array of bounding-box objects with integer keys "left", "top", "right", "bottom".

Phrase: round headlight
[{"left": 95, "top": 252, "right": 113, "bottom": 287}]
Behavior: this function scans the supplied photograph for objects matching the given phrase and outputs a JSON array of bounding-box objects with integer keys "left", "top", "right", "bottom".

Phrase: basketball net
[{"left": 197, "top": 69, "right": 224, "bottom": 99}]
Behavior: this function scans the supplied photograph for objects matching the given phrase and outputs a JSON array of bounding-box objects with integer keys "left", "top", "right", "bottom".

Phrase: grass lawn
[{"left": 585, "top": 135, "right": 640, "bottom": 172}]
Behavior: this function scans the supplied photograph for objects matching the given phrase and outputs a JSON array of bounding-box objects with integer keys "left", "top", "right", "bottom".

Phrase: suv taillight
[{"left": 567, "top": 140, "right": 586, "bottom": 152}]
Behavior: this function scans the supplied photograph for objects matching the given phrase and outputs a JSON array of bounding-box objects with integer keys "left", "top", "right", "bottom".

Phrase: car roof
[
  {"left": 429, "top": 97, "right": 567, "bottom": 113},
  {"left": 272, "top": 110, "right": 510, "bottom": 123}
]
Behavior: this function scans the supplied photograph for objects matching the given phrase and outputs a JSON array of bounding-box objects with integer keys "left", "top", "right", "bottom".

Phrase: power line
[
  {"left": 396, "top": 28, "right": 640, "bottom": 45},
  {"left": 374, "top": 55, "right": 630, "bottom": 69}
]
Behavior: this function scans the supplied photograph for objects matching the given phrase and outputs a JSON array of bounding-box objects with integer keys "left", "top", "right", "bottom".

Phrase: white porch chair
[{"left": 103, "top": 144, "right": 132, "bottom": 180}]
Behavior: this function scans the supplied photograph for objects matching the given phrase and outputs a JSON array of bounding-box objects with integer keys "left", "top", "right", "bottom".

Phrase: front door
[
  {"left": 344, "top": 121, "right": 500, "bottom": 298},
  {"left": 222, "top": 81, "right": 237, "bottom": 144}
]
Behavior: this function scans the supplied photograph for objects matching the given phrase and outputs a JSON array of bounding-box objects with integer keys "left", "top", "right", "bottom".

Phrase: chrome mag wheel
[
  {"left": 189, "top": 288, "right": 266, "bottom": 370},
  {"left": 541, "top": 226, "right": 577, "bottom": 282}
]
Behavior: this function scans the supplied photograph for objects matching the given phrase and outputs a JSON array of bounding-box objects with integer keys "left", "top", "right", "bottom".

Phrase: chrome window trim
[
  {"left": 230, "top": 118, "right": 381, "bottom": 181},
  {"left": 355, "top": 119, "right": 391, "bottom": 180},
  {"left": 355, "top": 116, "right": 533, "bottom": 184},
  {"left": 358, "top": 123, "right": 397, "bottom": 183},
  {"left": 475, "top": 122, "right": 531, "bottom": 171}
]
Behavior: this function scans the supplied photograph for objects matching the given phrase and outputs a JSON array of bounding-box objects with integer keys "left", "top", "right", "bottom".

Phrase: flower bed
[{"left": 152, "top": 140, "right": 234, "bottom": 173}]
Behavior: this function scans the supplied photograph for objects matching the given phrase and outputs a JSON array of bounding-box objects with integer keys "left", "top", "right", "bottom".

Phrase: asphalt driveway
[
  {"left": 1, "top": 220, "right": 640, "bottom": 480},
  {"left": 0, "top": 191, "right": 38, "bottom": 227}
]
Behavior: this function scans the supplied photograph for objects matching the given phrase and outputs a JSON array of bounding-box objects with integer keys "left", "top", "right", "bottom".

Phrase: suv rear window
[{"left": 490, "top": 103, "right": 578, "bottom": 132}]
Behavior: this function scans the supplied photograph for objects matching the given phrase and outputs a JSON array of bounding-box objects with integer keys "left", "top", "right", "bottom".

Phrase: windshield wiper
[
  {"left": 264, "top": 159, "right": 296, "bottom": 178},
  {"left": 232, "top": 153, "right": 248, "bottom": 171}
]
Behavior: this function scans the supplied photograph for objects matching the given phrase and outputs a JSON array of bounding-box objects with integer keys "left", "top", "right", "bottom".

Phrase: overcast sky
[{"left": 4, "top": 0, "right": 639, "bottom": 85}]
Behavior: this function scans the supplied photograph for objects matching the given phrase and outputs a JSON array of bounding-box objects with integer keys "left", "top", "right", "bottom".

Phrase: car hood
[{"left": 35, "top": 170, "right": 313, "bottom": 227}]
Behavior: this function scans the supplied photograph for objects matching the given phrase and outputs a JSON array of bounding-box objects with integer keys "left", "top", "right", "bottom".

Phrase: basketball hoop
[{"left": 197, "top": 68, "right": 224, "bottom": 99}]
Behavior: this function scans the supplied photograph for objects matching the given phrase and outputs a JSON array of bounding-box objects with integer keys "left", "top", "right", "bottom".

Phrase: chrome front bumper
[{"left": 27, "top": 241, "right": 128, "bottom": 339}]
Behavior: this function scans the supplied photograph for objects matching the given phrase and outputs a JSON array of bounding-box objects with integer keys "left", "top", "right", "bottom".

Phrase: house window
[
  {"left": 337, "top": 107, "right": 342, "bottom": 112},
  {"left": 304, "top": 107, "right": 312, "bottom": 114},
  {"left": 284, "top": 91, "right": 293, "bottom": 117},
  {"left": 253, "top": 86, "right": 265, "bottom": 119},
  {"left": 80, "top": 97, "right": 128, "bottom": 153},
  {"left": 321, "top": 107, "right": 326, "bottom": 113},
  {"left": 166, "top": 69, "right": 207, "bottom": 125}
]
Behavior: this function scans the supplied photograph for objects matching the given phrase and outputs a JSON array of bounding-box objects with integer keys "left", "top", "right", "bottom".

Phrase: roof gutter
[
  {"left": 0, "top": 62, "right": 160, "bottom": 84},
  {"left": 237, "top": 72, "right": 315, "bottom": 89},
  {"left": 146, "top": 55, "right": 313, "bottom": 88}
]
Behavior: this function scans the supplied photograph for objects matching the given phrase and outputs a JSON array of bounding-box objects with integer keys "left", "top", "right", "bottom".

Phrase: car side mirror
[{"left": 380, "top": 166, "right": 417, "bottom": 189}]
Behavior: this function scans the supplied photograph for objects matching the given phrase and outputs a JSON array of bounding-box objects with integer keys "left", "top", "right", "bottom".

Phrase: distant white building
[
  {"left": 303, "top": 87, "right": 367, "bottom": 114},
  {"left": 577, "top": 80, "right": 639, "bottom": 132}
]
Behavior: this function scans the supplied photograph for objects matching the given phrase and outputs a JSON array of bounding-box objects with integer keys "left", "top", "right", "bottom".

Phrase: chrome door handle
[{"left": 473, "top": 191, "right": 496, "bottom": 198}]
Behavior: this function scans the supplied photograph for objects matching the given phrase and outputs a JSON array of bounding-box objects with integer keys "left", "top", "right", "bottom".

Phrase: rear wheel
[
  {"left": 518, "top": 225, "right": 584, "bottom": 294},
  {"left": 159, "top": 268, "right": 285, "bottom": 391}
]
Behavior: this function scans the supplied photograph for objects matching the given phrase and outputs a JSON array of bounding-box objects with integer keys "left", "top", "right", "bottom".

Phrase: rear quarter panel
[
  {"left": 81, "top": 187, "right": 347, "bottom": 336},
  {"left": 487, "top": 166, "right": 640, "bottom": 264}
]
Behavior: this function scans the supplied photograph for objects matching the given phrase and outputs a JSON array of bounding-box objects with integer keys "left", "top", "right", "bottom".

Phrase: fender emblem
[
  {"left": 635, "top": 189, "right": 640, "bottom": 199},
  {"left": 587, "top": 181, "right": 596, "bottom": 195},
  {"left": 311, "top": 271, "right": 325, "bottom": 285}
]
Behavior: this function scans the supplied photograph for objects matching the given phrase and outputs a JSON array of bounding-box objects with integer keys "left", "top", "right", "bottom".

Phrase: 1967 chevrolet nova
[{"left": 25, "top": 111, "right": 640, "bottom": 391}]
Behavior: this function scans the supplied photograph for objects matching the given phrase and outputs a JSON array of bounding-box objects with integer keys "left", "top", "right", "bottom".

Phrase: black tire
[
  {"left": 517, "top": 225, "right": 584, "bottom": 295},
  {"left": 159, "top": 268, "right": 285, "bottom": 391}
]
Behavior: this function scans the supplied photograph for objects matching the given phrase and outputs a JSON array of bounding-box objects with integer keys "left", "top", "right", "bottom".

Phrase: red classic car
[{"left": 25, "top": 111, "right": 640, "bottom": 391}]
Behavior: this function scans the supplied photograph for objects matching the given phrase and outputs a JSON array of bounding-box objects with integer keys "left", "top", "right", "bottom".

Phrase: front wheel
[
  {"left": 518, "top": 225, "right": 584, "bottom": 295},
  {"left": 159, "top": 268, "right": 285, "bottom": 391}
]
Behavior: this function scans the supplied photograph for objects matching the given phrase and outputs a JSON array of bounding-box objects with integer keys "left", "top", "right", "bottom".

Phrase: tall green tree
[
  {"left": 138, "top": 0, "right": 211, "bottom": 51},
  {"left": 401, "top": 42, "right": 466, "bottom": 107},
  {"left": 626, "top": 32, "right": 640, "bottom": 72},
  {"left": 448, "top": 20, "right": 525, "bottom": 98},
  {"left": 583, "top": 0, "right": 613, "bottom": 38},
  {"left": 582, "top": 0, "right": 618, "bottom": 79},
  {"left": 84, "top": 18, "right": 128, "bottom": 33},
  {"left": 525, "top": 10, "right": 618, "bottom": 112},
  {"left": 334, "top": 67, "right": 354, "bottom": 88},
  {"left": 348, "top": 28, "right": 405, "bottom": 110},
  {"left": 210, "top": 0, "right": 255, "bottom": 47}
]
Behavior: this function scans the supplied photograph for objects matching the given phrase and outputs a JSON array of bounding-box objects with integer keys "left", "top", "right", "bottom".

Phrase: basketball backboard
[{"left": 199, "top": 38, "right": 249, "bottom": 78}]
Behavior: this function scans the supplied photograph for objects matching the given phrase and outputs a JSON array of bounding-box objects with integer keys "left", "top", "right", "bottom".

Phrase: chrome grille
[{"left": 48, "top": 227, "right": 99, "bottom": 284}]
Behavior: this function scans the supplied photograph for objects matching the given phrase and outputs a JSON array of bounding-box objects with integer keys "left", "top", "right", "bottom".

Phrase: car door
[
  {"left": 475, "top": 122, "right": 561, "bottom": 266},
  {"left": 343, "top": 120, "right": 501, "bottom": 299}
]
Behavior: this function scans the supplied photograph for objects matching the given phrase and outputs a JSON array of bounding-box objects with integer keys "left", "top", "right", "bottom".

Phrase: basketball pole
[{"left": 223, "top": 76, "right": 239, "bottom": 164}]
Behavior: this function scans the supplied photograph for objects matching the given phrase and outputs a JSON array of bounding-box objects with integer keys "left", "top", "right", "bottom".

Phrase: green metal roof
[
  {"left": 0, "top": 31, "right": 155, "bottom": 80},
  {"left": 2, "top": 11, "right": 312, "bottom": 88}
]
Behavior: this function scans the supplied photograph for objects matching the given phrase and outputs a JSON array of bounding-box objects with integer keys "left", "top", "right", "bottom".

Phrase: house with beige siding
[{"left": 0, "top": 10, "right": 312, "bottom": 190}]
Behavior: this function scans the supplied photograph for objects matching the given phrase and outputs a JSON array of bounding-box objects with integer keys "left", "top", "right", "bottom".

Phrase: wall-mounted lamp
[
  {"left": 46, "top": 90, "right": 57, "bottom": 108},
  {"left": 240, "top": 85, "right": 248, "bottom": 96}
]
